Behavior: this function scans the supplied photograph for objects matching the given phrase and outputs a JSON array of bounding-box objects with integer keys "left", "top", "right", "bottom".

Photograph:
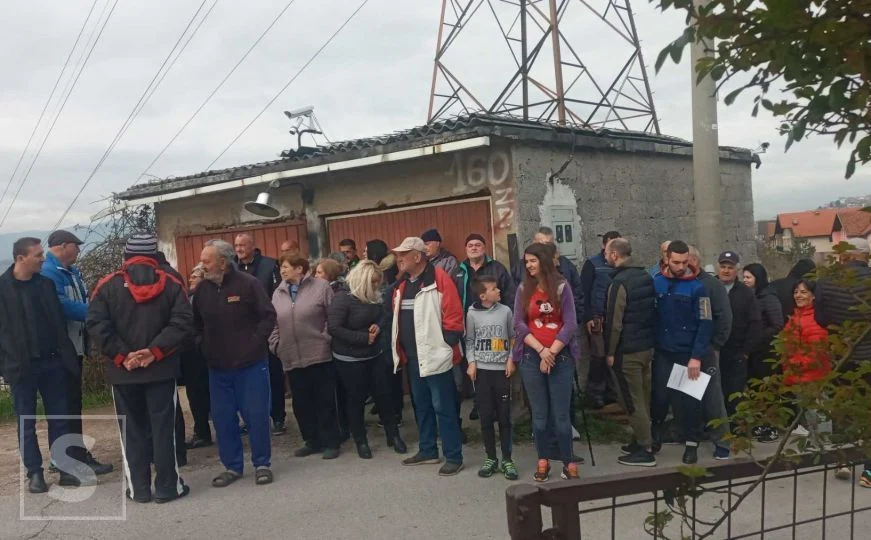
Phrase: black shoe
[
  {"left": 186, "top": 436, "right": 213, "bottom": 449},
  {"left": 272, "top": 421, "right": 287, "bottom": 436},
  {"left": 59, "top": 470, "right": 97, "bottom": 487},
  {"left": 27, "top": 471, "right": 47, "bottom": 494},
  {"left": 294, "top": 443, "right": 322, "bottom": 457},
  {"left": 469, "top": 406, "right": 479, "bottom": 421},
  {"left": 356, "top": 441, "right": 373, "bottom": 459},
  {"left": 438, "top": 462, "right": 464, "bottom": 476},
  {"left": 682, "top": 445, "right": 699, "bottom": 465},
  {"left": 322, "top": 447, "right": 340, "bottom": 460},
  {"left": 126, "top": 488, "right": 152, "bottom": 503},
  {"left": 620, "top": 441, "right": 641, "bottom": 455},
  {"left": 85, "top": 453, "right": 114, "bottom": 475},
  {"left": 755, "top": 427, "right": 779, "bottom": 444},
  {"left": 618, "top": 449, "right": 657, "bottom": 467},
  {"left": 391, "top": 435, "right": 408, "bottom": 454},
  {"left": 652, "top": 426, "right": 663, "bottom": 454},
  {"left": 154, "top": 483, "right": 190, "bottom": 504},
  {"left": 402, "top": 453, "right": 441, "bottom": 466}
]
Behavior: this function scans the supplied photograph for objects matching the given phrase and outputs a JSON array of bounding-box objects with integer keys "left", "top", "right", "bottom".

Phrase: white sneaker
[
  {"left": 572, "top": 426, "right": 581, "bottom": 441},
  {"left": 791, "top": 425, "right": 810, "bottom": 438}
]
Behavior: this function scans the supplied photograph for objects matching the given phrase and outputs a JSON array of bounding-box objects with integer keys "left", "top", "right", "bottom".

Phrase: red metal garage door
[
  {"left": 325, "top": 198, "right": 493, "bottom": 259},
  {"left": 174, "top": 220, "right": 307, "bottom": 280}
]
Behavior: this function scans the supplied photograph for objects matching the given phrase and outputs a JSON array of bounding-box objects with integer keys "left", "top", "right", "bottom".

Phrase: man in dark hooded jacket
[{"left": 87, "top": 234, "right": 193, "bottom": 504}]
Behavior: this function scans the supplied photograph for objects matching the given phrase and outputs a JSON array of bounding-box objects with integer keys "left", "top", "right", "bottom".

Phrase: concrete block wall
[{"left": 511, "top": 142, "right": 757, "bottom": 268}]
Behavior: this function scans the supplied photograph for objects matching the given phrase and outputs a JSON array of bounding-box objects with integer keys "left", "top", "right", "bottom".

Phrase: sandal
[
  {"left": 211, "top": 470, "right": 241, "bottom": 488},
  {"left": 255, "top": 468, "right": 273, "bottom": 485}
]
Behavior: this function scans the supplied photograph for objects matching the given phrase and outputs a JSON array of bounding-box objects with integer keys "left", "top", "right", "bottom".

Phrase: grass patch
[
  {"left": 0, "top": 388, "right": 114, "bottom": 423},
  {"left": 512, "top": 413, "right": 630, "bottom": 445}
]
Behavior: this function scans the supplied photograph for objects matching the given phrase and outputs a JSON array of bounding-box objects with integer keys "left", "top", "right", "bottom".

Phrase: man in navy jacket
[{"left": 652, "top": 240, "right": 712, "bottom": 465}]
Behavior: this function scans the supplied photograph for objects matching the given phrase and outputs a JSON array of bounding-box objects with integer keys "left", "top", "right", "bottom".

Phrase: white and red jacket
[{"left": 391, "top": 263, "right": 464, "bottom": 377}]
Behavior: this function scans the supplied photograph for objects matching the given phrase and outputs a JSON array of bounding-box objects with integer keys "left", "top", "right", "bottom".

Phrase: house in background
[
  {"left": 838, "top": 207, "right": 871, "bottom": 247},
  {"left": 773, "top": 208, "right": 845, "bottom": 258},
  {"left": 756, "top": 219, "right": 776, "bottom": 248}
]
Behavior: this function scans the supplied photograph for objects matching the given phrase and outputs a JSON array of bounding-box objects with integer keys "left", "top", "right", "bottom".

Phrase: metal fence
[{"left": 506, "top": 448, "right": 871, "bottom": 539}]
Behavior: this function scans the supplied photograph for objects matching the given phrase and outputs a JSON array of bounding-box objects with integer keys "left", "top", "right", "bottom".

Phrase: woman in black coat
[
  {"left": 327, "top": 260, "right": 407, "bottom": 459},
  {"left": 742, "top": 263, "right": 786, "bottom": 442}
]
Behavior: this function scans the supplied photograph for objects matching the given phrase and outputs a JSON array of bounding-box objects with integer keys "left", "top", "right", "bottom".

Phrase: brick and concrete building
[{"left": 115, "top": 115, "right": 758, "bottom": 278}]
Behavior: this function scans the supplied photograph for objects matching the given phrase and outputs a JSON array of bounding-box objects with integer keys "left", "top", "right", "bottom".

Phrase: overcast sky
[{"left": 0, "top": 0, "right": 868, "bottom": 234}]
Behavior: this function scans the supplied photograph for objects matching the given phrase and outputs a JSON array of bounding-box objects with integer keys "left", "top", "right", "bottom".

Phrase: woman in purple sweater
[{"left": 513, "top": 242, "right": 579, "bottom": 482}]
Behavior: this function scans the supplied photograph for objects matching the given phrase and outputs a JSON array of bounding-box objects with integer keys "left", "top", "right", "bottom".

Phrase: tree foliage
[{"left": 653, "top": 0, "right": 871, "bottom": 178}]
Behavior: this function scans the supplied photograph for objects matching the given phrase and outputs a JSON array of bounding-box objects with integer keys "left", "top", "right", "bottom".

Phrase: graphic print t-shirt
[
  {"left": 465, "top": 302, "right": 514, "bottom": 370},
  {"left": 527, "top": 287, "right": 563, "bottom": 348}
]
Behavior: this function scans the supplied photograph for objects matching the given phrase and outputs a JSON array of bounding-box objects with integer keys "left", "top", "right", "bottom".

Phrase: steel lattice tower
[{"left": 427, "top": 0, "right": 660, "bottom": 133}]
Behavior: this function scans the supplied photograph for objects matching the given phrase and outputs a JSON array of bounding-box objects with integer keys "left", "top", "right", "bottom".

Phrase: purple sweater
[{"left": 512, "top": 281, "right": 579, "bottom": 362}]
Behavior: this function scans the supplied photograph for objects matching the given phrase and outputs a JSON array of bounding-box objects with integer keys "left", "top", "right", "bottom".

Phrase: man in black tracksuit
[
  {"left": 233, "top": 233, "right": 285, "bottom": 434},
  {"left": 87, "top": 234, "right": 193, "bottom": 504},
  {"left": 716, "top": 251, "right": 761, "bottom": 422}
]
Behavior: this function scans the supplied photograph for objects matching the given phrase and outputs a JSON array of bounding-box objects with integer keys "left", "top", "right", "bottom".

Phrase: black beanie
[{"left": 465, "top": 233, "right": 486, "bottom": 245}]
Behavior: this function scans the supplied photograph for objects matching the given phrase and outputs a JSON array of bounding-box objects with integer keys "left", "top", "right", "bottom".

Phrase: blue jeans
[
  {"left": 519, "top": 347, "right": 574, "bottom": 465},
  {"left": 209, "top": 359, "right": 271, "bottom": 474},
  {"left": 11, "top": 354, "right": 70, "bottom": 476},
  {"left": 407, "top": 356, "right": 463, "bottom": 464}
]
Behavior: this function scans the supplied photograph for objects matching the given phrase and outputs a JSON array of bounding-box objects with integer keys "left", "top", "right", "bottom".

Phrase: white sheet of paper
[{"left": 666, "top": 363, "right": 711, "bottom": 401}]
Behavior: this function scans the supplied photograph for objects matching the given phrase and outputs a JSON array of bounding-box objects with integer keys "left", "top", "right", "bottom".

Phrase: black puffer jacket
[
  {"left": 723, "top": 280, "right": 762, "bottom": 355},
  {"left": 751, "top": 286, "right": 785, "bottom": 355},
  {"left": 815, "top": 260, "right": 871, "bottom": 363},
  {"left": 327, "top": 289, "right": 384, "bottom": 360},
  {"left": 87, "top": 256, "right": 193, "bottom": 385}
]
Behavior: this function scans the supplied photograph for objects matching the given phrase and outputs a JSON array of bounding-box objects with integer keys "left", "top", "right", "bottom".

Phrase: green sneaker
[
  {"left": 502, "top": 459, "right": 519, "bottom": 481},
  {"left": 478, "top": 458, "right": 499, "bottom": 478}
]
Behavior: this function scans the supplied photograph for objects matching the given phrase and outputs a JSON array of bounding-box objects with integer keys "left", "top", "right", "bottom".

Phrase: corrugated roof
[{"left": 117, "top": 113, "right": 753, "bottom": 200}]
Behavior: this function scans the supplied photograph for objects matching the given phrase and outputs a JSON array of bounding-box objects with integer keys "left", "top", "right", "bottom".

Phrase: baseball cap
[
  {"left": 392, "top": 237, "right": 426, "bottom": 253},
  {"left": 47, "top": 229, "right": 83, "bottom": 247},
  {"left": 718, "top": 251, "right": 740, "bottom": 264}
]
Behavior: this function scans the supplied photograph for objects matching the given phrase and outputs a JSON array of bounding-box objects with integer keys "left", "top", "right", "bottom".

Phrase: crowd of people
[{"left": 3, "top": 223, "right": 871, "bottom": 503}]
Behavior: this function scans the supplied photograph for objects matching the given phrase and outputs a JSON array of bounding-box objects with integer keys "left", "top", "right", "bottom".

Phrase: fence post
[
  {"left": 551, "top": 501, "right": 581, "bottom": 539},
  {"left": 506, "top": 483, "right": 544, "bottom": 539}
]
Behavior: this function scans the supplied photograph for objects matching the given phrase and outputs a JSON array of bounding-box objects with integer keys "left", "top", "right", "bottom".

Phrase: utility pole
[{"left": 691, "top": 0, "right": 721, "bottom": 264}]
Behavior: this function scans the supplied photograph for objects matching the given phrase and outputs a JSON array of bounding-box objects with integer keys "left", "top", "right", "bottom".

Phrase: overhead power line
[
  {"left": 0, "top": 0, "right": 99, "bottom": 213},
  {"left": 49, "top": 0, "right": 217, "bottom": 232},
  {"left": 137, "top": 0, "right": 301, "bottom": 180},
  {"left": 206, "top": 0, "right": 371, "bottom": 170},
  {"left": 0, "top": 0, "right": 119, "bottom": 229}
]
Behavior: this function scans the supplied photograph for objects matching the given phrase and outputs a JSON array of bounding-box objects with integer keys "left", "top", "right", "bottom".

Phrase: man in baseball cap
[
  {"left": 389, "top": 237, "right": 466, "bottom": 476},
  {"left": 716, "top": 249, "right": 761, "bottom": 426},
  {"left": 42, "top": 230, "right": 114, "bottom": 477}
]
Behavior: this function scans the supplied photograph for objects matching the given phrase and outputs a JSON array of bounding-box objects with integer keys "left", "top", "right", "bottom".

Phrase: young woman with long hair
[{"left": 513, "top": 242, "right": 579, "bottom": 482}]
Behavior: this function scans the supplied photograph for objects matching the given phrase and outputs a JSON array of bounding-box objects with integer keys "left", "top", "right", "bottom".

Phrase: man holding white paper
[{"left": 651, "top": 240, "right": 713, "bottom": 465}]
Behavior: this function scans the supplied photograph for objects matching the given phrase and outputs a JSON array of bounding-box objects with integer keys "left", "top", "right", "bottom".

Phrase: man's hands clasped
[{"left": 122, "top": 349, "right": 156, "bottom": 371}]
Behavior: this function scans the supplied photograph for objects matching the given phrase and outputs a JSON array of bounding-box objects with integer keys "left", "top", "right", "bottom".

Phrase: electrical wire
[
  {"left": 0, "top": 0, "right": 120, "bottom": 229},
  {"left": 206, "top": 0, "right": 370, "bottom": 170},
  {"left": 0, "top": 0, "right": 100, "bottom": 213},
  {"left": 48, "top": 0, "right": 217, "bottom": 232},
  {"left": 136, "top": 0, "right": 300, "bottom": 180}
]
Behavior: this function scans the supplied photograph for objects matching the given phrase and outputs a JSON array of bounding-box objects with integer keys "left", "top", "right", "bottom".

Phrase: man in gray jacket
[{"left": 689, "top": 246, "right": 732, "bottom": 459}]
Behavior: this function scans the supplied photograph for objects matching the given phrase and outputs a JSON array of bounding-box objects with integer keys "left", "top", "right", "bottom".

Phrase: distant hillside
[{"left": 0, "top": 230, "right": 50, "bottom": 261}]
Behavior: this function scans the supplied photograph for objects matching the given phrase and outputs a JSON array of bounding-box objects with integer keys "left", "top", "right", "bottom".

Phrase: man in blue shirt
[
  {"left": 651, "top": 240, "right": 713, "bottom": 465},
  {"left": 42, "top": 230, "right": 113, "bottom": 476}
]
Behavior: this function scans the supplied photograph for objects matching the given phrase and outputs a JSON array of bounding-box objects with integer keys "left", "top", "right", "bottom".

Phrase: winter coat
[
  {"left": 815, "top": 260, "right": 871, "bottom": 364},
  {"left": 455, "top": 256, "right": 516, "bottom": 312},
  {"left": 0, "top": 266, "right": 79, "bottom": 384},
  {"left": 604, "top": 264, "right": 656, "bottom": 356},
  {"left": 429, "top": 248, "right": 459, "bottom": 278},
  {"left": 235, "top": 248, "right": 280, "bottom": 297},
  {"left": 391, "top": 263, "right": 464, "bottom": 376},
  {"left": 41, "top": 251, "right": 89, "bottom": 356},
  {"left": 87, "top": 256, "right": 192, "bottom": 385},
  {"left": 327, "top": 289, "right": 383, "bottom": 360},
  {"left": 654, "top": 265, "right": 712, "bottom": 360},
  {"left": 269, "top": 276, "right": 333, "bottom": 371},
  {"left": 193, "top": 266, "right": 276, "bottom": 371},
  {"left": 750, "top": 286, "right": 785, "bottom": 355},
  {"left": 770, "top": 259, "right": 816, "bottom": 318},
  {"left": 698, "top": 271, "right": 733, "bottom": 352},
  {"left": 783, "top": 305, "right": 830, "bottom": 385},
  {"left": 722, "top": 281, "right": 762, "bottom": 355},
  {"left": 581, "top": 251, "right": 612, "bottom": 322}
]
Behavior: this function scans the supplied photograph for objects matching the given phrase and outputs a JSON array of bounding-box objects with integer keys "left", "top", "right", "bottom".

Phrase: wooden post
[{"left": 506, "top": 484, "right": 544, "bottom": 539}]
